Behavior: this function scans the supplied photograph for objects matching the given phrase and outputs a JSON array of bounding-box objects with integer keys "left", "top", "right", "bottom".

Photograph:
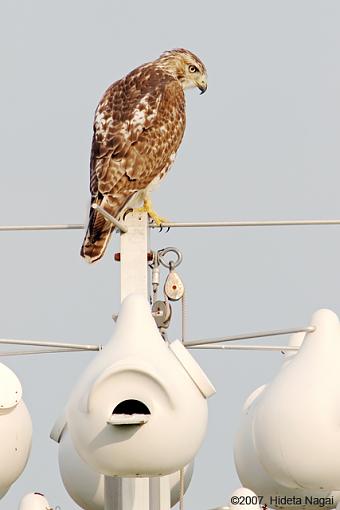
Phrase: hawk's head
[{"left": 158, "top": 48, "right": 208, "bottom": 94}]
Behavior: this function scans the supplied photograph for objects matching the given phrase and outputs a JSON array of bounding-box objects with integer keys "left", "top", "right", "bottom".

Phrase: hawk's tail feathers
[{"left": 80, "top": 203, "right": 114, "bottom": 264}]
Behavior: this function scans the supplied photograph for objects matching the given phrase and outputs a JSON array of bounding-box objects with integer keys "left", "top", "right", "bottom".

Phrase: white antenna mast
[{"left": 4, "top": 211, "right": 340, "bottom": 509}]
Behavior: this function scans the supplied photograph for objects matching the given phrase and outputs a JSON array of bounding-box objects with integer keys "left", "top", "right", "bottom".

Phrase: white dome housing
[
  {"left": 0, "top": 363, "right": 32, "bottom": 499},
  {"left": 66, "top": 294, "right": 215, "bottom": 477},
  {"left": 234, "top": 309, "right": 340, "bottom": 509},
  {"left": 18, "top": 492, "right": 51, "bottom": 510},
  {"left": 229, "top": 487, "right": 260, "bottom": 510}
]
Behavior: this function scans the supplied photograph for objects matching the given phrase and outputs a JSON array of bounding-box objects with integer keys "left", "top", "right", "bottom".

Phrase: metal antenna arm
[
  {"left": 184, "top": 326, "right": 315, "bottom": 347},
  {"left": 92, "top": 204, "right": 128, "bottom": 233},
  {"left": 0, "top": 338, "right": 100, "bottom": 351}
]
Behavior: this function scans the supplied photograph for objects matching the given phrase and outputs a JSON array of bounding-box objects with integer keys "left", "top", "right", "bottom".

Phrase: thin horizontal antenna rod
[
  {"left": 92, "top": 203, "right": 128, "bottom": 233},
  {"left": 0, "top": 338, "right": 100, "bottom": 351},
  {"left": 189, "top": 344, "right": 299, "bottom": 351},
  {"left": 0, "top": 224, "right": 83, "bottom": 231},
  {"left": 183, "top": 326, "right": 314, "bottom": 347},
  {"left": 2, "top": 218, "right": 340, "bottom": 232},
  {"left": 0, "top": 347, "right": 97, "bottom": 356},
  {"left": 150, "top": 219, "right": 340, "bottom": 228},
  {"left": 0, "top": 343, "right": 297, "bottom": 356}
]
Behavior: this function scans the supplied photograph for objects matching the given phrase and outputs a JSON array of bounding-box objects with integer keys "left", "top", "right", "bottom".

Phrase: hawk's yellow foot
[{"left": 137, "top": 198, "right": 168, "bottom": 226}]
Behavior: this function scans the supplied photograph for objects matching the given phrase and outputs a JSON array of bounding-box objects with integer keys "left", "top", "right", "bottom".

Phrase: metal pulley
[{"left": 152, "top": 300, "right": 172, "bottom": 329}]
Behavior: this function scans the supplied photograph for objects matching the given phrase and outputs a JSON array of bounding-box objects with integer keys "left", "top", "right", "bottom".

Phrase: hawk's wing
[{"left": 81, "top": 67, "right": 185, "bottom": 263}]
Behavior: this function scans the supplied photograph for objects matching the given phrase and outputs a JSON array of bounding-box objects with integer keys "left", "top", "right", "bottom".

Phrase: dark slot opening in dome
[{"left": 112, "top": 399, "right": 150, "bottom": 415}]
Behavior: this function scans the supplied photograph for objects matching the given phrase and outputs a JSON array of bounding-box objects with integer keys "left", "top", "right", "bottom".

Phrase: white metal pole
[
  {"left": 104, "top": 477, "right": 123, "bottom": 510},
  {"left": 104, "top": 478, "right": 151, "bottom": 510},
  {"left": 120, "top": 211, "right": 149, "bottom": 302},
  {"left": 105, "top": 210, "right": 167, "bottom": 510},
  {"left": 149, "top": 477, "right": 171, "bottom": 510}
]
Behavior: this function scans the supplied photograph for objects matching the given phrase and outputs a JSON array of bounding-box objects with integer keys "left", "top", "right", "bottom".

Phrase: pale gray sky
[{"left": 1, "top": 1, "right": 340, "bottom": 508}]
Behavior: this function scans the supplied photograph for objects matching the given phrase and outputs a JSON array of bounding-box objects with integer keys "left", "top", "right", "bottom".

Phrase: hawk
[{"left": 80, "top": 48, "right": 207, "bottom": 263}]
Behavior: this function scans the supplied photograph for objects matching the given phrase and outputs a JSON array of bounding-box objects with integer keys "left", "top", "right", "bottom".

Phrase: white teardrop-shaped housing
[
  {"left": 18, "top": 492, "right": 51, "bottom": 510},
  {"left": 0, "top": 362, "right": 22, "bottom": 408},
  {"left": 234, "top": 309, "right": 340, "bottom": 507},
  {"left": 0, "top": 363, "right": 32, "bottom": 499},
  {"left": 67, "top": 294, "right": 214, "bottom": 477},
  {"left": 229, "top": 487, "right": 260, "bottom": 510},
  {"left": 53, "top": 421, "right": 193, "bottom": 510}
]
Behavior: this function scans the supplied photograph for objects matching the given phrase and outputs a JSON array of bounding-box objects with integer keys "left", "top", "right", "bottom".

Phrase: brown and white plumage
[{"left": 80, "top": 48, "right": 207, "bottom": 263}]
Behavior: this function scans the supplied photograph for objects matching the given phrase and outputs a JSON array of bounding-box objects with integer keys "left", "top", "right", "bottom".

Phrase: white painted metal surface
[
  {"left": 120, "top": 212, "right": 149, "bottom": 301},
  {"left": 66, "top": 294, "right": 211, "bottom": 477},
  {"left": 234, "top": 308, "right": 340, "bottom": 509}
]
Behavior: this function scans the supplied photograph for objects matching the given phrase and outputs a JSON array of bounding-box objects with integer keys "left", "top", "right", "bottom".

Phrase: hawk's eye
[{"left": 188, "top": 64, "right": 198, "bottom": 73}]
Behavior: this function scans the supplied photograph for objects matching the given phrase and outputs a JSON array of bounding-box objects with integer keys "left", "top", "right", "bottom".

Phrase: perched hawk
[{"left": 81, "top": 48, "right": 207, "bottom": 263}]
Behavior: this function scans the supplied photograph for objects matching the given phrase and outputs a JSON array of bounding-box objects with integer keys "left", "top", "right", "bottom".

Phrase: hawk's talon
[
  {"left": 136, "top": 198, "right": 169, "bottom": 227},
  {"left": 123, "top": 208, "right": 134, "bottom": 220}
]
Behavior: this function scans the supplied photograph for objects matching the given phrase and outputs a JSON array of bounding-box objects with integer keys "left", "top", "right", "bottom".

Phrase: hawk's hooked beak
[
  {"left": 198, "top": 82, "right": 208, "bottom": 95},
  {"left": 196, "top": 75, "right": 207, "bottom": 95}
]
